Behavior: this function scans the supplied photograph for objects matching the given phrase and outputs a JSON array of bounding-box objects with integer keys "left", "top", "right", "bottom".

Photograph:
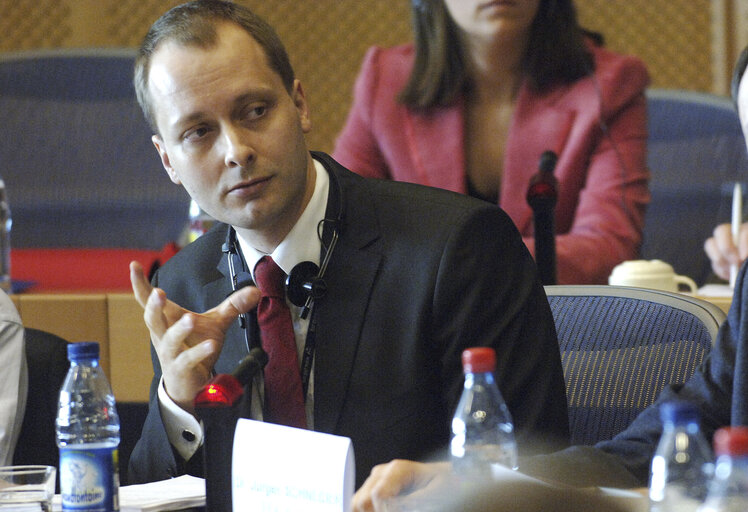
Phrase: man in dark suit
[
  {"left": 126, "top": 0, "right": 568, "bottom": 487},
  {"left": 350, "top": 45, "right": 748, "bottom": 512}
]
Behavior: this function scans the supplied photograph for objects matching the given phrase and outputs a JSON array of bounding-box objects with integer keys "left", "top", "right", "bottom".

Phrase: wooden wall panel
[{"left": 0, "top": 0, "right": 740, "bottom": 149}]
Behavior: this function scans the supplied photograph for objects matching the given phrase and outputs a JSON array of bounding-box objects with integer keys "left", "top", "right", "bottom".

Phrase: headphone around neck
[{"left": 221, "top": 164, "right": 344, "bottom": 321}]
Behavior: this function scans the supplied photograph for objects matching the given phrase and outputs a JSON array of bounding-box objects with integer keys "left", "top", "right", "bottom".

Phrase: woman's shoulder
[
  {"left": 589, "top": 44, "right": 650, "bottom": 93},
  {"left": 357, "top": 43, "right": 416, "bottom": 85}
]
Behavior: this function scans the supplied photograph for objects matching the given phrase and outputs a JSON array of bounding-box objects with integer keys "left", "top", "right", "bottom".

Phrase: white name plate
[{"left": 232, "top": 419, "right": 355, "bottom": 511}]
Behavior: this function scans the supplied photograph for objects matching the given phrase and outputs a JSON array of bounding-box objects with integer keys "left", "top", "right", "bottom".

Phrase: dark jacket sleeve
[{"left": 430, "top": 201, "right": 569, "bottom": 454}]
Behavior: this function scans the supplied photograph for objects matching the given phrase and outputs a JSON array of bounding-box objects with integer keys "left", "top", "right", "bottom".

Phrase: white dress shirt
[
  {"left": 160, "top": 158, "right": 329, "bottom": 461},
  {"left": 0, "top": 290, "right": 27, "bottom": 465}
]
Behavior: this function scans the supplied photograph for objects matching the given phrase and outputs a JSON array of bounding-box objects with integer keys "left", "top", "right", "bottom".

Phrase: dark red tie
[{"left": 254, "top": 256, "right": 307, "bottom": 428}]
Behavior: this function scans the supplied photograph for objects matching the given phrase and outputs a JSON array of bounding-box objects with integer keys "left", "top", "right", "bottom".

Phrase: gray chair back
[
  {"left": 0, "top": 48, "right": 190, "bottom": 249},
  {"left": 643, "top": 88, "right": 748, "bottom": 285},
  {"left": 545, "top": 285, "right": 725, "bottom": 446}
]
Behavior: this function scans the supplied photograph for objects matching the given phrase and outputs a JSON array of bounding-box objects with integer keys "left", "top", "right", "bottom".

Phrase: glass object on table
[
  {"left": 451, "top": 347, "right": 518, "bottom": 485},
  {"left": 649, "top": 401, "right": 714, "bottom": 512},
  {"left": 56, "top": 342, "right": 120, "bottom": 511},
  {"left": 698, "top": 426, "right": 748, "bottom": 512},
  {"left": 0, "top": 465, "right": 56, "bottom": 511}
]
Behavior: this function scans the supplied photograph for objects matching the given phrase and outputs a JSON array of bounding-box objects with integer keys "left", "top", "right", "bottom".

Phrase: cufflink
[{"left": 182, "top": 429, "right": 196, "bottom": 442}]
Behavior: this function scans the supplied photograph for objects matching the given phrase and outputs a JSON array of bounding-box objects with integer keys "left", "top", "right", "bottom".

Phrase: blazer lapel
[
  {"left": 310, "top": 155, "right": 383, "bottom": 434},
  {"left": 403, "top": 101, "right": 466, "bottom": 193},
  {"left": 502, "top": 84, "right": 576, "bottom": 235},
  {"left": 211, "top": 236, "right": 253, "bottom": 370}
]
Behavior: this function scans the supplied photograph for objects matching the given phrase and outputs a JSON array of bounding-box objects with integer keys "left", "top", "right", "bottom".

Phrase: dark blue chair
[
  {"left": 643, "top": 89, "right": 748, "bottom": 286},
  {"left": 545, "top": 285, "right": 725, "bottom": 446},
  {"left": 0, "top": 48, "right": 190, "bottom": 250}
]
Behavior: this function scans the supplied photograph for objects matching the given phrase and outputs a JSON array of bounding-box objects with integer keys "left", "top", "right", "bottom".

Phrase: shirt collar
[{"left": 237, "top": 157, "right": 329, "bottom": 278}]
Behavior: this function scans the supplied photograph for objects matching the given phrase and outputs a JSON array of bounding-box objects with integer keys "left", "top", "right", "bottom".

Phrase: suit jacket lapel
[
  {"left": 212, "top": 232, "right": 252, "bottom": 371},
  {"left": 310, "top": 154, "right": 382, "bottom": 434},
  {"left": 403, "top": 101, "right": 466, "bottom": 193},
  {"left": 502, "top": 83, "right": 576, "bottom": 234}
]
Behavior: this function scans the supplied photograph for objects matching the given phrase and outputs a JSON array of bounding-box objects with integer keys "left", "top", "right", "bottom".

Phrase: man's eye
[
  {"left": 246, "top": 105, "right": 266, "bottom": 120},
  {"left": 184, "top": 126, "right": 209, "bottom": 141}
]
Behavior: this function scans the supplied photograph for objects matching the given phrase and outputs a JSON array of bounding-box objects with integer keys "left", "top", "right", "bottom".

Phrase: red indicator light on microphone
[{"left": 194, "top": 373, "right": 244, "bottom": 408}]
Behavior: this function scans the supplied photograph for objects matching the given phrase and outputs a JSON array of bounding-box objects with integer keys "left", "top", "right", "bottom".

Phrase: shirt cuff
[{"left": 157, "top": 377, "right": 203, "bottom": 461}]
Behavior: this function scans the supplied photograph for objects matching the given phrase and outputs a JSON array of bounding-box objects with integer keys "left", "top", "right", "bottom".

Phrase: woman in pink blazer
[{"left": 333, "top": 0, "right": 650, "bottom": 285}]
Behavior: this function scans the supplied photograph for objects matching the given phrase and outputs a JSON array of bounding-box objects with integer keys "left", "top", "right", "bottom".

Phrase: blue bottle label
[{"left": 60, "top": 445, "right": 120, "bottom": 511}]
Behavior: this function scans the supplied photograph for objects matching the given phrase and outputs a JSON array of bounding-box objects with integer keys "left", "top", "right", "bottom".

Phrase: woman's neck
[{"left": 462, "top": 31, "right": 529, "bottom": 103}]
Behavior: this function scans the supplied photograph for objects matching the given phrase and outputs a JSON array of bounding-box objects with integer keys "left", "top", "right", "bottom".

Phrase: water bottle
[
  {"left": 187, "top": 199, "right": 215, "bottom": 244},
  {"left": 649, "top": 401, "right": 714, "bottom": 512},
  {"left": 698, "top": 426, "right": 748, "bottom": 512},
  {"left": 451, "top": 347, "right": 518, "bottom": 481},
  {"left": 0, "top": 179, "right": 12, "bottom": 293},
  {"left": 56, "top": 342, "right": 120, "bottom": 511}
]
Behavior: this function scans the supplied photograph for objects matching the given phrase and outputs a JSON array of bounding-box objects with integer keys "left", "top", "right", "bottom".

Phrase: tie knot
[{"left": 254, "top": 256, "right": 286, "bottom": 299}]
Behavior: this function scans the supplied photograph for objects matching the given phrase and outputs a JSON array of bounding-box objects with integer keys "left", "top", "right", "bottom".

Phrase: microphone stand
[
  {"left": 526, "top": 151, "right": 559, "bottom": 285},
  {"left": 194, "top": 347, "right": 268, "bottom": 512}
]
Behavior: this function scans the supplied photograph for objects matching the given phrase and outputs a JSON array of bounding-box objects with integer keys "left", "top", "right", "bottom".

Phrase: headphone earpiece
[{"left": 286, "top": 261, "right": 324, "bottom": 307}]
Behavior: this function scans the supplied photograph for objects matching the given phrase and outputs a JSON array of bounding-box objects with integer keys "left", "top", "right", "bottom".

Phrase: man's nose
[{"left": 222, "top": 125, "right": 256, "bottom": 168}]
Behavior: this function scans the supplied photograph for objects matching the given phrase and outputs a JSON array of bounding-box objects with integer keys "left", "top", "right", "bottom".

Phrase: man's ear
[
  {"left": 291, "top": 79, "right": 311, "bottom": 133},
  {"left": 152, "top": 134, "right": 181, "bottom": 185}
]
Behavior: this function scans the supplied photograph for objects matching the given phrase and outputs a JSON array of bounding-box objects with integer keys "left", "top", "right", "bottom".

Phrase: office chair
[
  {"left": 12, "top": 328, "right": 69, "bottom": 471},
  {"left": 643, "top": 89, "right": 748, "bottom": 286},
  {"left": 544, "top": 285, "right": 726, "bottom": 446},
  {"left": 11, "top": 330, "right": 147, "bottom": 485},
  {"left": 0, "top": 48, "right": 190, "bottom": 250}
]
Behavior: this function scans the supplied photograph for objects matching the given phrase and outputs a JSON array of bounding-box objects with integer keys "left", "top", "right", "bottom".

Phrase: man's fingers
[
  {"left": 130, "top": 260, "right": 154, "bottom": 307},
  {"left": 214, "top": 286, "right": 261, "bottom": 322},
  {"left": 353, "top": 460, "right": 419, "bottom": 512}
]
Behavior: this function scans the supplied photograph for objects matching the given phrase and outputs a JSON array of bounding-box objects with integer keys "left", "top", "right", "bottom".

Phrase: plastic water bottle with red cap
[
  {"left": 698, "top": 426, "right": 748, "bottom": 512},
  {"left": 450, "top": 347, "right": 517, "bottom": 481}
]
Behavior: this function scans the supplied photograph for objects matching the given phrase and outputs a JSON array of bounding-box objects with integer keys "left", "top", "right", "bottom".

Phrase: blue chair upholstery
[
  {"left": 643, "top": 89, "right": 748, "bottom": 286},
  {"left": 545, "top": 285, "right": 725, "bottom": 446},
  {"left": 0, "top": 49, "right": 190, "bottom": 250}
]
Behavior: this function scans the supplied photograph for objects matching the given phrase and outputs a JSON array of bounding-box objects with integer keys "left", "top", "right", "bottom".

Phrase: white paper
[
  {"left": 698, "top": 283, "right": 734, "bottom": 297},
  {"left": 232, "top": 419, "right": 354, "bottom": 511},
  {"left": 51, "top": 475, "right": 205, "bottom": 512}
]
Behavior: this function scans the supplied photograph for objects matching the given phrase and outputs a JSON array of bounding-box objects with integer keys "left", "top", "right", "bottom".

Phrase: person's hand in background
[{"left": 704, "top": 222, "right": 748, "bottom": 281}]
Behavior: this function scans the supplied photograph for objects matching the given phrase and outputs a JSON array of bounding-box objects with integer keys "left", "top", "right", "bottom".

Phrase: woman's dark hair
[
  {"left": 400, "top": 0, "right": 596, "bottom": 110},
  {"left": 134, "top": 0, "right": 295, "bottom": 132},
  {"left": 731, "top": 45, "right": 748, "bottom": 108}
]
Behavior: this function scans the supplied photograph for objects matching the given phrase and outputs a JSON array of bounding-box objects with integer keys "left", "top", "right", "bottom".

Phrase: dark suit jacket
[
  {"left": 522, "top": 262, "right": 748, "bottom": 488},
  {"left": 129, "top": 152, "right": 568, "bottom": 487}
]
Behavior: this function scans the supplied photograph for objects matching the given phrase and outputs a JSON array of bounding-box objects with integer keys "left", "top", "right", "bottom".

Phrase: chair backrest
[
  {"left": 544, "top": 285, "right": 725, "bottom": 446},
  {"left": 643, "top": 89, "right": 748, "bottom": 285},
  {"left": 0, "top": 48, "right": 190, "bottom": 250},
  {"left": 13, "top": 328, "right": 69, "bottom": 472}
]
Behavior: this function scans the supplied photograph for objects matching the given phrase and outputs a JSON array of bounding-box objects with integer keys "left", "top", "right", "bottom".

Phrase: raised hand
[{"left": 130, "top": 260, "right": 260, "bottom": 413}]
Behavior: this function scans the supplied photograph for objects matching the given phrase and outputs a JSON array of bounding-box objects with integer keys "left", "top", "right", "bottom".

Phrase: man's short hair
[
  {"left": 134, "top": 0, "right": 295, "bottom": 133},
  {"left": 731, "top": 45, "right": 748, "bottom": 109}
]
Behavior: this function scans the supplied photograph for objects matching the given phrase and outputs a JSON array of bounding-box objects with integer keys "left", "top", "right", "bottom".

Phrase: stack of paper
[{"left": 52, "top": 475, "right": 205, "bottom": 512}]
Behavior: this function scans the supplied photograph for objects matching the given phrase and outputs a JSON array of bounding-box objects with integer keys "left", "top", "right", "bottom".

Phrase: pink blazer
[{"left": 333, "top": 43, "right": 650, "bottom": 284}]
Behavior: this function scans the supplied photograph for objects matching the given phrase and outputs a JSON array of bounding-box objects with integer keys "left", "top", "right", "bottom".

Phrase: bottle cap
[
  {"left": 714, "top": 426, "right": 748, "bottom": 456},
  {"left": 659, "top": 401, "right": 699, "bottom": 425},
  {"left": 462, "top": 347, "right": 496, "bottom": 374},
  {"left": 67, "top": 341, "right": 100, "bottom": 361}
]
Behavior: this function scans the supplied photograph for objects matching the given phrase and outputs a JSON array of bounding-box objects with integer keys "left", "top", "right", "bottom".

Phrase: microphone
[
  {"left": 193, "top": 347, "right": 267, "bottom": 512},
  {"left": 526, "top": 150, "right": 559, "bottom": 285},
  {"left": 193, "top": 346, "right": 268, "bottom": 409},
  {"left": 232, "top": 346, "right": 269, "bottom": 387}
]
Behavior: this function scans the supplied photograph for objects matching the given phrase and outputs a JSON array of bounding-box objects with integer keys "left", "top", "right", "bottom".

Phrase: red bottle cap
[
  {"left": 714, "top": 426, "right": 748, "bottom": 456},
  {"left": 462, "top": 347, "right": 496, "bottom": 374}
]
